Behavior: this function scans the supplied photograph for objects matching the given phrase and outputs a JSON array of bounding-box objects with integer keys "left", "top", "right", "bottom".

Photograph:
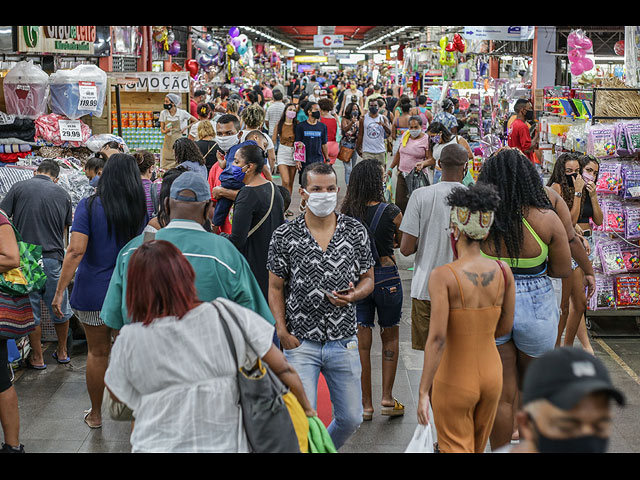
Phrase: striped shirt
[{"left": 141, "top": 179, "right": 161, "bottom": 219}]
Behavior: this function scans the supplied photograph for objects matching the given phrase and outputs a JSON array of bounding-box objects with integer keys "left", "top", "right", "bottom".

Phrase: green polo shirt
[{"left": 101, "top": 219, "right": 275, "bottom": 330}]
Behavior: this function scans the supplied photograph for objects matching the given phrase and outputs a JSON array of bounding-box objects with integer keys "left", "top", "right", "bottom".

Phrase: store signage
[
  {"left": 78, "top": 82, "right": 98, "bottom": 112},
  {"left": 463, "top": 26, "right": 535, "bottom": 42},
  {"left": 109, "top": 72, "right": 190, "bottom": 93},
  {"left": 58, "top": 120, "right": 82, "bottom": 142},
  {"left": 294, "top": 55, "right": 328, "bottom": 63},
  {"left": 17, "top": 26, "right": 96, "bottom": 54},
  {"left": 313, "top": 35, "right": 344, "bottom": 48}
]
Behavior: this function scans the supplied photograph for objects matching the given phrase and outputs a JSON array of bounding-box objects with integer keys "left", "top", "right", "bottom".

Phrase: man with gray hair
[{"left": 399, "top": 143, "right": 469, "bottom": 351}]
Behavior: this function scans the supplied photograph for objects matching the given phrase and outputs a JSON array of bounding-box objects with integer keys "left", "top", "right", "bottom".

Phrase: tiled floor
[{"left": 8, "top": 160, "right": 640, "bottom": 453}]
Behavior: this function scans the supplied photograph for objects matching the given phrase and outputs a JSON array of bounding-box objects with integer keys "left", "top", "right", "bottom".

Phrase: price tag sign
[
  {"left": 58, "top": 120, "right": 83, "bottom": 142},
  {"left": 78, "top": 81, "right": 98, "bottom": 111}
]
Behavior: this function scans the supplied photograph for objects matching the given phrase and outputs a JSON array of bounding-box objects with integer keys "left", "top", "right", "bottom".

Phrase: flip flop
[
  {"left": 24, "top": 357, "right": 47, "bottom": 370},
  {"left": 362, "top": 410, "right": 374, "bottom": 421},
  {"left": 83, "top": 409, "right": 102, "bottom": 429},
  {"left": 52, "top": 352, "right": 71, "bottom": 364},
  {"left": 381, "top": 398, "right": 405, "bottom": 417}
]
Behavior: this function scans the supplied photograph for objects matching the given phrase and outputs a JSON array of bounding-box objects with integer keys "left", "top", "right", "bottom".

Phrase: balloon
[
  {"left": 568, "top": 48, "right": 585, "bottom": 63},
  {"left": 238, "top": 34, "right": 248, "bottom": 47},
  {"left": 232, "top": 37, "right": 242, "bottom": 48},
  {"left": 427, "top": 86, "right": 441, "bottom": 101},
  {"left": 567, "top": 31, "right": 579, "bottom": 49},
  {"left": 167, "top": 31, "right": 175, "bottom": 45},
  {"left": 237, "top": 45, "right": 247, "bottom": 55},
  {"left": 168, "top": 41, "right": 181, "bottom": 56},
  {"left": 229, "top": 27, "right": 240, "bottom": 38},
  {"left": 445, "top": 42, "right": 456, "bottom": 52},
  {"left": 458, "top": 97, "right": 470, "bottom": 110},
  {"left": 579, "top": 57, "right": 594, "bottom": 71},
  {"left": 205, "top": 42, "right": 219, "bottom": 57},
  {"left": 197, "top": 52, "right": 214, "bottom": 67},
  {"left": 186, "top": 59, "right": 199, "bottom": 78},
  {"left": 230, "top": 52, "right": 240, "bottom": 62},
  {"left": 453, "top": 33, "right": 466, "bottom": 53},
  {"left": 615, "top": 40, "right": 625, "bottom": 56},
  {"left": 570, "top": 62, "right": 584, "bottom": 76},
  {"left": 226, "top": 43, "right": 235, "bottom": 56},
  {"left": 171, "top": 62, "right": 182, "bottom": 72},
  {"left": 194, "top": 38, "right": 210, "bottom": 51}
]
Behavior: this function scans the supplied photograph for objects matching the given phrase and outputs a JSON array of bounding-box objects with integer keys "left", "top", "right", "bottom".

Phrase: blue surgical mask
[{"left": 231, "top": 164, "right": 247, "bottom": 182}]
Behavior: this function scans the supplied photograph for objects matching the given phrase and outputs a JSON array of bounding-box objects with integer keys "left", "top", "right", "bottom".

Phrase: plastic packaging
[
  {"left": 602, "top": 199, "right": 625, "bottom": 233},
  {"left": 85, "top": 134, "right": 129, "bottom": 153},
  {"left": 596, "top": 162, "right": 622, "bottom": 195},
  {"left": 598, "top": 240, "right": 626, "bottom": 275},
  {"left": 49, "top": 64, "right": 107, "bottom": 119},
  {"left": 587, "top": 124, "right": 617, "bottom": 158},
  {"left": 625, "top": 122, "right": 640, "bottom": 155},
  {"left": 590, "top": 274, "right": 616, "bottom": 310},
  {"left": 616, "top": 275, "right": 640, "bottom": 308},
  {"left": 35, "top": 113, "right": 92, "bottom": 147},
  {"left": 3, "top": 61, "right": 50, "bottom": 120}
]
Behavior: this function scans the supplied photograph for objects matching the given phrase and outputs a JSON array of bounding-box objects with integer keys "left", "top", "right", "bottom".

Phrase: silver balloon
[
  {"left": 167, "top": 31, "right": 176, "bottom": 45},
  {"left": 205, "top": 42, "right": 219, "bottom": 57},
  {"left": 196, "top": 52, "right": 214, "bottom": 68},
  {"left": 194, "top": 38, "right": 210, "bottom": 51}
]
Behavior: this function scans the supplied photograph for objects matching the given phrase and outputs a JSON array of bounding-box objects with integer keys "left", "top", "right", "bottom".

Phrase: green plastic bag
[
  {"left": 0, "top": 209, "right": 46, "bottom": 296},
  {"left": 307, "top": 416, "right": 337, "bottom": 453}
]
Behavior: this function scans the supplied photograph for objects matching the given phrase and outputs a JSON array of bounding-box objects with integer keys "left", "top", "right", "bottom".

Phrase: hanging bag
[
  {"left": 214, "top": 298, "right": 300, "bottom": 453},
  {"left": 405, "top": 423, "right": 435, "bottom": 453}
]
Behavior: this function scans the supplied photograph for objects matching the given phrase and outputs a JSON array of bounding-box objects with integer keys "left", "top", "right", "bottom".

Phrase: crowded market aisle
[{"left": 7, "top": 160, "right": 639, "bottom": 454}]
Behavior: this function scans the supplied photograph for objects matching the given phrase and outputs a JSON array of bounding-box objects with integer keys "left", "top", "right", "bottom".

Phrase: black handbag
[{"left": 213, "top": 299, "right": 300, "bottom": 453}]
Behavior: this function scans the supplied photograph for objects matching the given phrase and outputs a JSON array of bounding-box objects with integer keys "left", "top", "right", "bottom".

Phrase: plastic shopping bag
[{"left": 405, "top": 423, "right": 435, "bottom": 453}]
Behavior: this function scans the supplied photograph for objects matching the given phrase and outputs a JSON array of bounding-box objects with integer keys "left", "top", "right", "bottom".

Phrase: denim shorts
[
  {"left": 356, "top": 265, "right": 403, "bottom": 329},
  {"left": 28, "top": 257, "right": 72, "bottom": 326},
  {"left": 495, "top": 273, "right": 559, "bottom": 358}
]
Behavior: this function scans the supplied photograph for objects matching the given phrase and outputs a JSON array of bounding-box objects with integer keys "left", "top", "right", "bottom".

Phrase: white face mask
[
  {"left": 216, "top": 134, "right": 239, "bottom": 153},
  {"left": 304, "top": 190, "right": 337, "bottom": 218},
  {"left": 409, "top": 129, "right": 422, "bottom": 138}
]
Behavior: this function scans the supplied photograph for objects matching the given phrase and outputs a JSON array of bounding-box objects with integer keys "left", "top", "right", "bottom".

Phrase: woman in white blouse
[
  {"left": 104, "top": 240, "right": 316, "bottom": 453},
  {"left": 160, "top": 93, "right": 197, "bottom": 170}
]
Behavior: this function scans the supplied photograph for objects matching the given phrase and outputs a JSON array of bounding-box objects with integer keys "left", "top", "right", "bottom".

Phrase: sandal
[
  {"left": 381, "top": 398, "right": 405, "bottom": 417},
  {"left": 52, "top": 352, "right": 71, "bottom": 364},
  {"left": 362, "top": 410, "right": 374, "bottom": 421},
  {"left": 83, "top": 409, "right": 102, "bottom": 429},
  {"left": 24, "top": 357, "right": 46, "bottom": 370}
]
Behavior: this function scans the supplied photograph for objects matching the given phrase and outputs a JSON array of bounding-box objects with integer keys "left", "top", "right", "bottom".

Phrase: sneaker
[{"left": 1, "top": 443, "right": 25, "bottom": 453}]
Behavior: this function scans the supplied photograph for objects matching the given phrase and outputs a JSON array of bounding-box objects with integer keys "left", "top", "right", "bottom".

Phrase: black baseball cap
[{"left": 522, "top": 347, "right": 625, "bottom": 410}]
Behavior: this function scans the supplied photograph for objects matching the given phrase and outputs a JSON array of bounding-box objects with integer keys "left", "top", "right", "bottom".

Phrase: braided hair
[
  {"left": 340, "top": 159, "right": 385, "bottom": 221},
  {"left": 546, "top": 152, "right": 583, "bottom": 210},
  {"left": 477, "top": 148, "right": 553, "bottom": 262}
]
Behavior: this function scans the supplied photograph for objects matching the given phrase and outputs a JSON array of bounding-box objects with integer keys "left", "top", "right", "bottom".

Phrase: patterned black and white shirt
[{"left": 267, "top": 213, "right": 375, "bottom": 343}]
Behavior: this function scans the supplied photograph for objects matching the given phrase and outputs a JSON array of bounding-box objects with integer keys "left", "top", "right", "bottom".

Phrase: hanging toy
[
  {"left": 453, "top": 33, "right": 466, "bottom": 53},
  {"left": 567, "top": 29, "right": 594, "bottom": 77},
  {"left": 439, "top": 36, "right": 456, "bottom": 67}
]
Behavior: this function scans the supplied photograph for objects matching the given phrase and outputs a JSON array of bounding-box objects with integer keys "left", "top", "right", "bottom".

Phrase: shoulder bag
[
  {"left": 247, "top": 182, "right": 275, "bottom": 238},
  {"left": 213, "top": 298, "right": 300, "bottom": 453}
]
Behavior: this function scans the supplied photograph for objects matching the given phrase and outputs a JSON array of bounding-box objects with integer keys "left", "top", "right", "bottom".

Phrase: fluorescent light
[
  {"left": 357, "top": 26, "right": 412, "bottom": 51},
  {"left": 238, "top": 26, "right": 299, "bottom": 51},
  {"left": 594, "top": 55, "right": 624, "bottom": 61}
]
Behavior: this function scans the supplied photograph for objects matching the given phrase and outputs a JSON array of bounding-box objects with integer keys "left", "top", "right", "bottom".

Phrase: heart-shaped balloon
[
  {"left": 186, "top": 59, "right": 199, "bottom": 78},
  {"left": 577, "top": 36, "right": 593, "bottom": 50},
  {"left": 445, "top": 42, "right": 456, "bottom": 52},
  {"left": 570, "top": 62, "right": 585, "bottom": 76},
  {"left": 579, "top": 57, "right": 594, "bottom": 71},
  {"left": 453, "top": 33, "right": 466, "bottom": 53},
  {"left": 567, "top": 48, "right": 585, "bottom": 63}
]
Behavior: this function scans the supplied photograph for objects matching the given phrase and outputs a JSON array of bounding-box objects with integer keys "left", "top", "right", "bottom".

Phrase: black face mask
[
  {"left": 566, "top": 172, "right": 578, "bottom": 188},
  {"left": 163, "top": 103, "right": 173, "bottom": 110},
  {"left": 528, "top": 414, "right": 609, "bottom": 453},
  {"left": 311, "top": 111, "right": 321, "bottom": 120},
  {"left": 369, "top": 106, "right": 379, "bottom": 115},
  {"left": 525, "top": 109, "right": 534, "bottom": 121}
]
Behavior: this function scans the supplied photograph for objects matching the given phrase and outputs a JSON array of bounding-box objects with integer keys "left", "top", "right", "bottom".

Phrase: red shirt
[
  {"left": 207, "top": 163, "right": 232, "bottom": 235},
  {"left": 508, "top": 118, "right": 534, "bottom": 163},
  {"left": 320, "top": 116, "right": 337, "bottom": 142}
]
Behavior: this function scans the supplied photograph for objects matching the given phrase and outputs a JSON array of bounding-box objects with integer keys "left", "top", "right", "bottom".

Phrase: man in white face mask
[
  {"left": 267, "top": 162, "right": 375, "bottom": 450},
  {"left": 211, "top": 114, "right": 244, "bottom": 204}
]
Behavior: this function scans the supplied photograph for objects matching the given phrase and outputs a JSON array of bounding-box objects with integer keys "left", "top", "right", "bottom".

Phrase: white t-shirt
[
  {"left": 341, "top": 89, "right": 363, "bottom": 114},
  {"left": 188, "top": 119, "right": 215, "bottom": 141},
  {"left": 399, "top": 181, "right": 465, "bottom": 301},
  {"left": 104, "top": 299, "right": 274, "bottom": 453},
  {"left": 159, "top": 108, "right": 192, "bottom": 133},
  {"left": 265, "top": 101, "right": 286, "bottom": 139}
]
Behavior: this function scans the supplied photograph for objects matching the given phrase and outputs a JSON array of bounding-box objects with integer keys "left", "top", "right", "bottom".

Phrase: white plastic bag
[
  {"left": 3, "top": 60, "right": 50, "bottom": 119},
  {"left": 49, "top": 64, "right": 107, "bottom": 119},
  {"left": 405, "top": 423, "right": 435, "bottom": 453}
]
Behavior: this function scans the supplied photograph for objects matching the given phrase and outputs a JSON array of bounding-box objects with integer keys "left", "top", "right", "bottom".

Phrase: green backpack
[{"left": 0, "top": 209, "right": 47, "bottom": 296}]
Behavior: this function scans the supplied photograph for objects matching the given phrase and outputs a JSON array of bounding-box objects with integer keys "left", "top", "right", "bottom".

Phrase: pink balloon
[
  {"left": 578, "top": 37, "right": 593, "bottom": 50},
  {"left": 568, "top": 48, "right": 585, "bottom": 63},
  {"left": 571, "top": 62, "right": 585, "bottom": 76},
  {"left": 232, "top": 37, "right": 242, "bottom": 48},
  {"left": 580, "top": 57, "right": 594, "bottom": 71}
]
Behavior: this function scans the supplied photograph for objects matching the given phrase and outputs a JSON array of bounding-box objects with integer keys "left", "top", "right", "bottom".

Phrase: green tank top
[{"left": 481, "top": 218, "right": 548, "bottom": 268}]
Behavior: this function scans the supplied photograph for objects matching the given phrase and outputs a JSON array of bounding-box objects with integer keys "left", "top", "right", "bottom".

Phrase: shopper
[
  {"left": 173, "top": 137, "right": 207, "bottom": 180},
  {"left": 387, "top": 116, "right": 430, "bottom": 214},
  {"left": 188, "top": 103, "right": 214, "bottom": 141},
  {"left": 433, "top": 98, "right": 459, "bottom": 134},
  {"left": 477, "top": 147, "right": 572, "bottom": 450},
  {"left": 133, "top": 150, "right": 161, "bottom": 220},
  {"left": 507, "top": 99, "right": 539, "bottom": 166},
  {"left": 194, "top": 120, "right": 221, "bottom": 174},
  {"left": 265, "top": 89, "right": 286, "bottom": 145},
  {"left": 339, "top": 80, "right": 364, "bottom": 117},
  {"left": 268, "top": 162, "right": 375, "bottom": 449},
  {"left": 273, "top": 103, "right": 298, "bottom": 212},
  {"left": 287, "top": 73, "right": 300, "bottom": 99},
  {"left": 240, "top": 103, "right": 276, "bottom": 174},
  {"left": 0, "top": 212, "right": 23, "bottom": 453},
  {"left": 190, "top": 89, "right": 207, "bottom": 118},
  {"left": 51, "top": 153, "right": 148, "bottom": 430},
  {"left": 391, "top": 98, "right": 412, "bottom": 157},
  {"left": 500, "top": 347, "right": 625, "bottom": 453},
  {"left": 365, "top": 84, "right": 384, "bottom": 110},
  {"left": 341, "top": 159, "right": 405, "bottom": 421},
  {"left": 84, "top": 156, "right": 105, "bottom": 187},
  {"left": 319, "top": 98, "right": 340, "bottom": 164},
  {"left": 340, "top": 101, "right": 362, "bottom": 185},
  {"left": 411, "top": 95, "right": 433, "bottom": 130},
  {"left": 417, "top": 183, "right": 516, "bottom": 453},
  {"left": 1, "top": 159, "right": 73, "bottom": 368},
  {"left": 160, "top": 93, "right": 197, "bottom": 170},
  {"left": 424, "top": 121, "right": 474, "bottom": 185},
  {"left": 146, "top": 167, "right": 187, "bottom": 233},
  {"left": 399, "top": 144, "right": 469, "bottom": 351},
  {"left": 294, "top": 102, "right": 328, "bottom": 190},
  {"left": 104, "top": 240, "right": 315, "bottom": 453},
  {"left": 548, "top": 154, "right": 602, "bottom": 353},
  {"left": 101, "top": 171, "right": 275, "bottom": 331},
  {"left": 356, "top": 98, "right": 390, "bottom": 164},
  {"left": 221, "top": 144, "right": 284, "bottom": 300}
]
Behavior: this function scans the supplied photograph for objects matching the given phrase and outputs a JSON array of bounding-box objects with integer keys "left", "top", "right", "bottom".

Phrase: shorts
[
  {"left": 411, "top": 298, "right": 431, "bottom": 350},
  {"left": 571, "top": 235, "right": 595, "bottom": 270},
  {"left": 361, "top": 151, "right": 386, "bottom": 164},
  {"left": 276, "top": 144, "right": 296, "bottom": 167},
  {"left": 495, "top": 274, "right": 559, "bottom": 358},
  {"left": 28, "top": 257, "right": 72, "bottom": 326},
  {"left": 356, "top": 265, "right": 403, "bottom": 329},
  {"left": 72, "top": 310, "right": 104, "bottom": 327}
]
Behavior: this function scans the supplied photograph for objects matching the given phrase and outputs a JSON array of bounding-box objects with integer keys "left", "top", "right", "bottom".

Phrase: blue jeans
[
  {"left": 356, "top": 265, "right": 403, "bottom": 329},
  {"left": 283, "top": 335, "right": 362, "bottom": 449},
  {"left": 433, "top": 169, "right": 442, "bottom": 184},
  {"left": 495, "top": 274, "right": 559, "bottom": 358},
  {"left": 342, "top": 141, "right": 358, "bottom": 185},
  {"left": 29, "top": 257, "right": 72, "bottom": 326}
]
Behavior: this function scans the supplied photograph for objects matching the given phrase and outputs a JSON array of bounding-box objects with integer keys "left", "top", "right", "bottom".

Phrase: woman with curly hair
[
  {"left": 341, "top": 159, "right": 404, "bottom": 421},
  {"left": 240, "top": 103, "right": 276, "bottom": 173},
  {"left": 547, "top": 153, "right": 602, "bottom": 353},
  {"left": 477, "top": 148, "right": 572, "bottom": 450},
  {"left": 416, "top": 182, "right": 515, "bottom": 453},
  {"left": 173, "top": 137, "right": 207, "bottom": 180}
]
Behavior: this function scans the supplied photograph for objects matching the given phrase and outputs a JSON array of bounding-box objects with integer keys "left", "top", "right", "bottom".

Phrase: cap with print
[
  {"left": 522, "top": 347, "right": 625, "bottom": 410},
  {"left": 169, "top": 171, "right": 211, "bottom": 202}
]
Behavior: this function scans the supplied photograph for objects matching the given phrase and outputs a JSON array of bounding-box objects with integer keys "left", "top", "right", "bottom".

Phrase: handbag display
[
  {"left": 0, "top": 209, "right": 46, "bottom": 296},
  {"left": 213, "top": 298, "right": 301, "bottom": 453}
]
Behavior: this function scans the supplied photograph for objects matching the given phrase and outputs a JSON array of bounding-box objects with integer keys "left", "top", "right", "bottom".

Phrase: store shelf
[{"left": 587, "top": 309, "right": 640, "bottom": 317}]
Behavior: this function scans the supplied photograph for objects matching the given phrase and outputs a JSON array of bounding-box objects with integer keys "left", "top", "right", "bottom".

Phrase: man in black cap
[{"left": 496, "top": 347, "right": 625, "bottom": 453}]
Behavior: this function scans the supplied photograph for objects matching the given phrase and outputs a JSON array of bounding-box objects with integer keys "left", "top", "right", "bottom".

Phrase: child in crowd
[
  {"left": 84, "top": 156, "right": 105, "bottom": 187},
  {"left": 213, "top": 130, "right": 269, "bottom": 228}
]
